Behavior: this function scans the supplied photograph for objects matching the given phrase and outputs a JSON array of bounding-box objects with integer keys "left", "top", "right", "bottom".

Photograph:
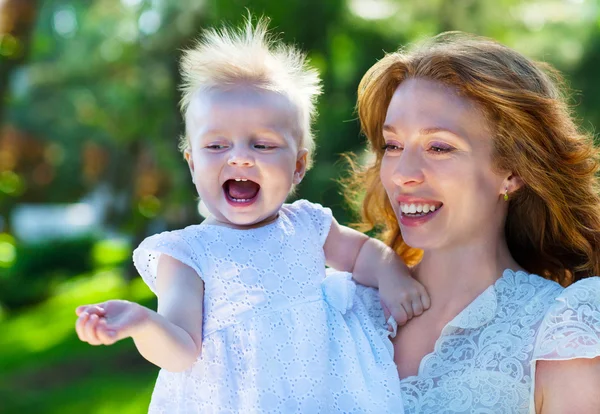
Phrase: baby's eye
[
  {"left": 254, "top": 144, "right": 277, "bottom": 150},
  {"left": 205, "top": 144, "right": 228, "bottom": 150}
]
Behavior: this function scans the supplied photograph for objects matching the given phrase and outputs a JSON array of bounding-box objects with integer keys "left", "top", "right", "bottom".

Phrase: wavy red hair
[{"left": 347, "top": 32, "right": 600, "bottom": 285}]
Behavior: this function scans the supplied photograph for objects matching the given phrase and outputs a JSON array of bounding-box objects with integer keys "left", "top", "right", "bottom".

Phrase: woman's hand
[{"left": 75, "top": 300, "right": 150, "bottom": 346}]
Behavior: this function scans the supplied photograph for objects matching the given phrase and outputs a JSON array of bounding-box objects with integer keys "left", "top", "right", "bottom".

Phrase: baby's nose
[{"left": 227, "top": 152, "right": 255, "bottom": 167}]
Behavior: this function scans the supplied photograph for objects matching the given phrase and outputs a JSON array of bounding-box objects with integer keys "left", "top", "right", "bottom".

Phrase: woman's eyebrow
[
  {"left": 382, "top": 125, "right": 463, "bottom": 138},
  {"left": 419, "top": 126, "right": 462, "bottom": 138},
  {"left": 382, "top": 125, "right": 397, "bottom": 134}
]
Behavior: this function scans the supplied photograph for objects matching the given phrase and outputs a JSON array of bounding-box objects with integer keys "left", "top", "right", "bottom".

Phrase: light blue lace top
[{"left": 398, "top": 269, "right": 600, "bottom": 414}]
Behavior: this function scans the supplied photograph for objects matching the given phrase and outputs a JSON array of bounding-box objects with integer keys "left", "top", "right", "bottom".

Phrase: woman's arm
[{"left": 535, "top": 357, "right": 600, "bottom": 413}]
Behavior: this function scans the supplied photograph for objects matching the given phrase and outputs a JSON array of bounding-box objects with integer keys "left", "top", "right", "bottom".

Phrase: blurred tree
[
  {"left": 0, "top": 0, "right": 599, "bottom": 282},
  {"left": 0, "top": 0, "right": 38, "bottom": 123}
]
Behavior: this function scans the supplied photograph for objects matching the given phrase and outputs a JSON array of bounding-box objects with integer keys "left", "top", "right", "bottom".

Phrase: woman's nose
[{"left": 390, "top": 149, "right": 425, "bottom": 187}]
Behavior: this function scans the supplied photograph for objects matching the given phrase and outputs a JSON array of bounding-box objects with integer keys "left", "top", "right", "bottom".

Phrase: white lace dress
[
  {"left": 398, "top": 269, "right": 600, "bottom": 414},
  {"left": 133, "top": 200, "right": 403, "bottom": 414}
]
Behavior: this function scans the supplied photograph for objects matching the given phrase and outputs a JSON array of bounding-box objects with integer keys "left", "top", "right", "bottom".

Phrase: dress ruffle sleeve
[
  {"left": 132, "top": 229, "right": 204, "bottom": 294},
  {"left": 529, "top": 277, "right": 600, "bottom": 413},
  {"left": 533, "top": 277, "right": 600, "bottom": 361},
  {"left": 287, "top": 199, "right": 333, "bottom": 247}
]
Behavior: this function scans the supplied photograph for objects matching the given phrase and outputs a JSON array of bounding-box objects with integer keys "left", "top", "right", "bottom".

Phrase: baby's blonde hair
[{"left": 179, "top": 16, "right": 322, "bottom": 169}]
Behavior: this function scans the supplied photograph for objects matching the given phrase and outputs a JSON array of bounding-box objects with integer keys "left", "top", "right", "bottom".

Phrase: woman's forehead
[{"left": 384, "top": 78, "right": 490, "bottom": 138}]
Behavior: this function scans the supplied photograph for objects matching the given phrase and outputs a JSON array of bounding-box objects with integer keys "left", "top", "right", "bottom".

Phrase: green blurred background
[{"left": 1, "top": 0, "right": 600, "bottom": 412}]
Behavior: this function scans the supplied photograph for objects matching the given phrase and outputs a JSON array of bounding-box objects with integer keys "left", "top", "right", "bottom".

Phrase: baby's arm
[
  {"left": 75, "top": 254, "right": 204, "bottom": 372},
  {"left": 323, "top": 218, "right": 430, "bottom": 325}
]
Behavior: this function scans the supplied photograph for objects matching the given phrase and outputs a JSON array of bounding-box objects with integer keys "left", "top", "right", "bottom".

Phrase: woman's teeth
[{"left": 400, "top": 203, "right": 438, "bottom": 215}]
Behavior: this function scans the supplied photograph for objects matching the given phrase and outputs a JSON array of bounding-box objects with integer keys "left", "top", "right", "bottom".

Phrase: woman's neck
[{"left": 412, "top": 237, "right": 524, "bottom": 318}]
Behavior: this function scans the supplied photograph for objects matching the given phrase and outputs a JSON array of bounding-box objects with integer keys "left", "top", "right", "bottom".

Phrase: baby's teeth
[
  {"left": 430, "top": 205, "right": 436, "bottom": 212},
  {"left": 416, "top": 204, "right": 423, "bottom": 213},
  {"left": 423, "top": 204, "right": 430, "bottom": 213},
  {"left": 409, "top": 204, "right": 417, "bottom": 214}
]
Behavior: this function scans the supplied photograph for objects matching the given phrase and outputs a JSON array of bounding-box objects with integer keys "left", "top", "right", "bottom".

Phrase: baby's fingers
[
  {"left": 96, "top": 319, "right": 118, "bottom": 346},
  {"left": 420, "top": 286, "right": 431, "bottom": 310},
  {"left": 76, "top": 304, "right": 105, "bottom": 317},
  {"left": 380, "top": 299, "right": 391, "bottom": 322},
  {"left": 393, "top": 305, "right": 409, "bottom": 326},
  {"left": 75, "top": 312, "right": 90, "bottom": 342},
  {"left": 83, "top": 314, "right": 103, "bottom": 346},
  {"left": 411, "top": 299, "right": 424, "bottom": 317}
]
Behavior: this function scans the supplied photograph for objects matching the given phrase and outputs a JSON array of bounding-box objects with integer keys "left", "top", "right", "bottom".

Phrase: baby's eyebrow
[
  {"left": 253, "top": 128, "right": 283, "bottom": 137},
  {"left": 192, "top": 129, "right": 226, "bottom": 141}
]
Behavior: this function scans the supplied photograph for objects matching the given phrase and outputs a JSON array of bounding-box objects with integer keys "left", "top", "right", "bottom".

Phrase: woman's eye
[
  {"left": 382, "top": 143, "right": 403, "bottom": 152},
  {"left": 429, "top": 144, "right": 454, "bottom": 153}
]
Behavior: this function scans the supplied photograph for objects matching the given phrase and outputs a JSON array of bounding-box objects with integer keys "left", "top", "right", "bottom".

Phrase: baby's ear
[
  {"left": 184, "top": 149, "right": 195, "bottom": 180},
  {"left": 294, "top": 148, "right": 308, "bottom": 184}
]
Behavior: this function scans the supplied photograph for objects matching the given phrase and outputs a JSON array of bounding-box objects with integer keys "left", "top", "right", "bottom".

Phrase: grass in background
[{"left": 0, "top": 267, "right": 158, "bottom": 414}]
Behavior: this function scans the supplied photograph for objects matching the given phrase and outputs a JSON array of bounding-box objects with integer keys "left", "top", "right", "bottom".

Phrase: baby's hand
[
  {"left": 379, "top": 272, "right": 430, "bottom": 328},
  {"left": 75, "top": 300, "right": 149, "bottom": 346}
]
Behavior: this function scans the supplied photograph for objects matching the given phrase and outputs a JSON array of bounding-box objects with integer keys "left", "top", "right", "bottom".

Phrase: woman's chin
[{"left": 398, "top": 226, "right": 442, "bottom": 251}]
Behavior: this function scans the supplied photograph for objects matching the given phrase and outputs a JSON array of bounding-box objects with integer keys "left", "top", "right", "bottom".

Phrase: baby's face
[{"left": 185, "top": 87, "right": 306, "bottom": 228}]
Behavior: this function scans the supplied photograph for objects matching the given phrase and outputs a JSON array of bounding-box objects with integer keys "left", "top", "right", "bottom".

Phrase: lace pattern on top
[{"left": 399, "top": 270, "right": 600, "bottom": 414}]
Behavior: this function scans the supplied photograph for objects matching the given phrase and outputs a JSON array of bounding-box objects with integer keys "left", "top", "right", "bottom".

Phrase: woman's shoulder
[
  {"left": 518, "top": 272, "right": 600, "bottom": 310},
  {"left": 533, "top": 276, "right": 600, "bottom": 360},
  {"left": 497, "top": 270, "right": 564, "bottom": 306}
]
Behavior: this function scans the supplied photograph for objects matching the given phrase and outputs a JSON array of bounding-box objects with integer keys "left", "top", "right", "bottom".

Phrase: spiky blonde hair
[{"left": 178, "top": 16, "right": 322, "bottom": 169}]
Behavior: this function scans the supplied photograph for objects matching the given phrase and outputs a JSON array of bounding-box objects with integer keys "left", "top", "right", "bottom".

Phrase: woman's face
[{"left": 380, "top": 78, "right": 509, "bottom": 251}]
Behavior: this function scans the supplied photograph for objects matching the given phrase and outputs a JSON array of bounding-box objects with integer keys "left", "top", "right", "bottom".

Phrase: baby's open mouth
[{"left": 223, "top": 179, "right": 260, "bottom": 203}]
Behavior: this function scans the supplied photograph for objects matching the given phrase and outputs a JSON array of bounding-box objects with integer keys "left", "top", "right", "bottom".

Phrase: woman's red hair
[{"left": 347, "top": 32, "right": 600, "bottom": 285}]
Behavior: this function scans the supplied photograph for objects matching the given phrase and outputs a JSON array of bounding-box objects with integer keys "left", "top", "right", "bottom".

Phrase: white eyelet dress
[{"left": 133, "top": 200, "right": 404, "bottom": 414}]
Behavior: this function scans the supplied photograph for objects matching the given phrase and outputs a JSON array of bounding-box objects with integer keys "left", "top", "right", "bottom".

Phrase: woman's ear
[
  {"left": 503, "top": 173, "right": 524, "bottom": 195},
  {"left": 293, "top": 148, "right": 309, "bottom": 185}
]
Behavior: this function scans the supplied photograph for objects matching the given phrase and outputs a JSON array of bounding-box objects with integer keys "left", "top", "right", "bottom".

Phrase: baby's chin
[
  {"left": 204, "top": 210, "right": 279, "bottom": 230},
  {"left": 232, "top": 212, "right": 280, "bottom": 229}
]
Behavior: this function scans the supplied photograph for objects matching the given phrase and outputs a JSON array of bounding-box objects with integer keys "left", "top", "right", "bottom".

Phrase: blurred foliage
[
  {"left": 1, "top": 0, "right": 600, "bottom": 412},
  {"left": 3, "top": 0, "right": 597, "bottom": 240},
  {"left": 0, "top": 235, "right": 96, "bottom": 309},
  {"left": 0, "top": 269, "right": 155, "bottom": 413}
]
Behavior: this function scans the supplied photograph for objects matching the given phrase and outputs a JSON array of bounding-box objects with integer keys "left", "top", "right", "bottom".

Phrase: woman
[{"left": 350, "top": 32, "right": 600, "bottom": 413}]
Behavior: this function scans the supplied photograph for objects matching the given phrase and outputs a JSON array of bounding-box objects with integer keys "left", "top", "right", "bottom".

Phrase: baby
[{"left": 75, "top": 16, "right": 428, "bottom": 413}]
